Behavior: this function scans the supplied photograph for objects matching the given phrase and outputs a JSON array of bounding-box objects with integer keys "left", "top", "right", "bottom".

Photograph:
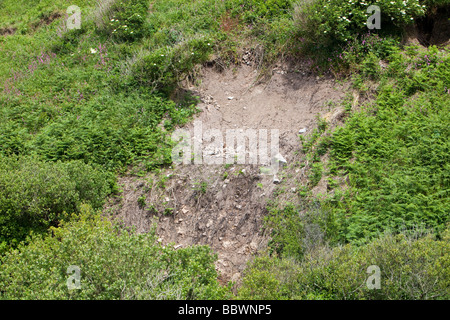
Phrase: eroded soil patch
[{"left": 106, "top": 64, "right": 349, "bottom": 285}]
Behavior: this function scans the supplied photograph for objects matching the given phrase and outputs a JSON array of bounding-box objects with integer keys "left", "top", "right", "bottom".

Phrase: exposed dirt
[
  {"left": 31, "top": 11, "right": 63, "bottom": 31},
  {"left": 0, "top": 27, "right": 16, "bottom": 37},
  {"left": 105, "top": 61, "right": 349, "bottom": 287}
]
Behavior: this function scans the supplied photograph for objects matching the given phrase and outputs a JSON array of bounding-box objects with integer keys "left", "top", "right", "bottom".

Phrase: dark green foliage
[
  {"left": 266, "top": 205, "right": 305, "bottom": 260},
  {"left": 0, "top": 156, "right": 115, "bottom": 253},
  {"left": 265, "top": 203, "right": 339, "bottom": 260}
]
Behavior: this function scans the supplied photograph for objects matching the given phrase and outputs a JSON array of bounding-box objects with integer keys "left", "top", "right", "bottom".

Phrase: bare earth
[{"left": 105, "top": 63, "right": 349, "bottom": 286}]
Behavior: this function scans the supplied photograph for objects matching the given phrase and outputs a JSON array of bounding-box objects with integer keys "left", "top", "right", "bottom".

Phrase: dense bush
[
  {"left": 0, "top": 155, "right": 115, "bottom": 254},
  {"left": 288, "top": 0, "right": 429, "bottom": 72},
  {"left": 0, "top": 204, "right": 231, "bottom": 299},
  {"left": 293, "top": 0, "right": 425, "bottom": 45},
  {"left": 132, "top": 37, "right": 214, "bottom": 92},
  {"left": 239, "top": 228, "right": 450, "bottom": 299},
  {"left": 94, "top": 0, "right": 150, "bottom": 41},
  {"left": 265, "top": 203, "right": 338, "bottom": 260}
]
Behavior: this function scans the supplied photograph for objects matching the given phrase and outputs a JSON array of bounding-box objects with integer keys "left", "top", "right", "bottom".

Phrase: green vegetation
[
  {"left": 0, "top": 204, "right": 230, "bottom": 299},
  {"left": 0, "top": 155, "right": 114, "bottom": 254},
  {"left": 0, "top": 0, "right": 449, "bottom": 300},
  {"left": 239, "top": 228, "right": 450, "bottom": 299},
  {"left": 327, "top": 46, "right": 449, "bottom": 244}
]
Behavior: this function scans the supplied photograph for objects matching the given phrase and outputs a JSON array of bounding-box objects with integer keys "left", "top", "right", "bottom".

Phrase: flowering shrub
[
  {"left": 103, "top": 0, "right": 149, "bottom": 41},
  {"left": 294, "top": 0, "right": 426, "bottom": 45}
]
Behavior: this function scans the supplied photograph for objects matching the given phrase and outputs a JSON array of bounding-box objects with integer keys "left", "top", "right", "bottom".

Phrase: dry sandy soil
[{"left": 105, "top": 61, "right": 349, "bottom": 286}]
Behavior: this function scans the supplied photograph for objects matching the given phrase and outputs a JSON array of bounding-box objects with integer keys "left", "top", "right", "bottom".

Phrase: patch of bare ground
[
  {"left": 31, "top": 11, "right": 63, "bottom": 31},
  {"left": 105, "top": 61, "right": 350, "bottom": 287},
  {"left": 0, "top": 27, "right": 17, "bottom": 37}
]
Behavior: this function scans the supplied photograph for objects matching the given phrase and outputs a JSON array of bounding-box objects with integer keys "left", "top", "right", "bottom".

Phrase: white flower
[
  {"left": 90, "top": 48, "right": 97, "bottom": 54},
  {"left": 191, "top": 52, "right": 194, "bottom": 55},
  {"left": 111, "top": 19, "right": 114, "bottom": 21}
]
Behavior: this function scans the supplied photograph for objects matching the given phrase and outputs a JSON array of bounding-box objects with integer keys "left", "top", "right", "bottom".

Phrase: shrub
[
  {"left": 132, "top": 36, "right": 213, "bottom": 92},
  {"left": 0, "top": 155, "right": 115, "bottom": 253},
  {"left": 293, "top": 0, "right": 425, "bottom": 45},
  {"left": 239, "top": 228, "right": 450, "bottom": 299},
  {"left": 94, "top": 0, "right": 150, "bottom": 41},
  {"left": 290, "top": 0, "right": 426, "bottom": 72},
  {"left": 0, "top": 204, "right": 231, "bottom": 299}
]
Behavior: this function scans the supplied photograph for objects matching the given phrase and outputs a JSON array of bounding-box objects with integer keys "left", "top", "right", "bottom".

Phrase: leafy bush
[
  {"left": 94, "top": 0, "right": 150, "bottom": 41},
  {"left": 0, "top": 204, "right": 231, "bottom": 299},
  {"left": 239, "top": 228, "right": 450, "bottom": 299},
  {"left": 0, "top": 155, "right": 115, "bottom": 253},
  {"left": 132, "top": 37, "right": 213, "bottom": 92},
  {"left": 293, "top": 0, "right": 425, "bottom": 45},
  {"left": 289, "top": 0, "right": 426, "bottom": 72}
]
